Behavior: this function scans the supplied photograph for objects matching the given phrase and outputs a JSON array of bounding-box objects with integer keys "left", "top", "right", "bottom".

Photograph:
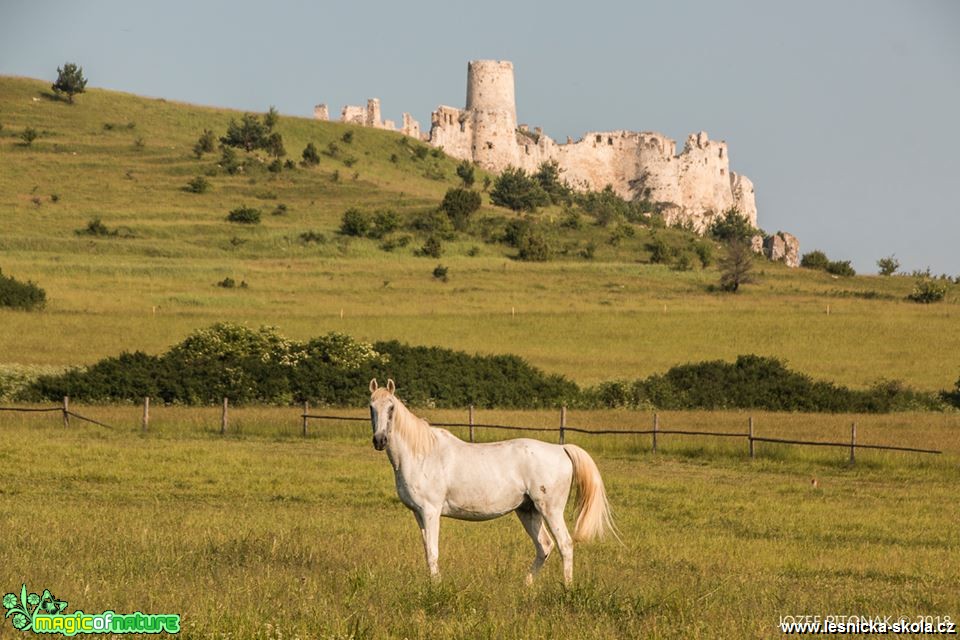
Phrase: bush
[
  {"left": 217, "top": 277, "right": 237, "bottom": 288},
  {"left": 379, "top": 235, "right": 412, "bottom": 252},
  {"left": 20, "top": 127, "right": 38, "bottom": 146},
  {"left": 226, "top": 205, "right": 261, "bottom": 224},
  {"left": 194, "top": 129, "right": 216, "bottom": 158},
  {"left": 221, "top": 113, "right": 270, "bottom": 151},
  {"left": 301, "top": 142, "right": 321, "bottom": 166},
  {"left": 432, "top": 264, "right": 449, "bottom": 282},
  {"left": 342, "top": 131, "right": 354, "bottom": 144},
  {"left": 825, "top": 260, "right": 856, "bottom": 277},
  {"left": 368, "top": 210, "right": 400, "bottom": 239},
  {"left": 268, "top": 158, "right": 283, "bottom": 173},
  {"left": 76, "top": 218, "right": 118, "bottom": 237},
  {"left": 490, "top": 167, "right": 550, "bottom": 212},
  {"left": 184, "top": 176, "right": 211, "bottom": 193},
  {"left": 693, "top": 241, "right": 713, "bottom": 267},
  {"left": 800, "top": 250, "right": 830, "bottom": 270},
  {"left": 456, "top": 161, "right": 475, "bottom": 187},
  {"left": 907, "top": 277, "right": 947, "bottom": 303},
  {"left": 709, "top": 208, "right": 754, "bottom": 242},
  {"left": 418, "top": 235, "right": 443, "bottom": 258},
  {"left": 584, "top": 355, "right": 942, "bottom": 412},
  {"left": 517, "top": 229, "right": 552, "bottom": 262},
  {"left": 51, "top": 62, "right": 87, "bottom": 103},
  {"left": 534, "top": 161, "right": 572, "bottom": 205},
  {"left": 0, "top": 269, "right": 46, "bottom": 310},
  {"left": 272, "top": 204, "right": 288, "bottom": 216},
  {"left": 441, "top": 188, "right": 482, "bottom": 231},
  {"left": 220, "top": 147, "right": 242, "bottom": 175},
  {"left": 409, "top": 209, "right": 455, "bottom": 240},
  {"left": 299, "top": 231, "right": 326, "bottom": 244},
  {"left": 339, "top": 208, "right": 370, "bottom": 237},
  {"left": 647, "top": 236, "right": 677, "bottom": 264},
  {"left": 413, "top": 146, "right": 429, "bottom": 160},
  {"left": 877, "top": 255, "right": 900, "bottom": 276}
]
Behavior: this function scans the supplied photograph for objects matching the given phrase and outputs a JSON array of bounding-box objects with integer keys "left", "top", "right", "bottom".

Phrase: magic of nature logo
[{"left": 3, "top": 585, "right": 180, "bottom": 635}]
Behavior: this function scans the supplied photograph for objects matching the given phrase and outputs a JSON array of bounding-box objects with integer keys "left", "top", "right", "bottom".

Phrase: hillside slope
[{"left": 0, "top": 76, "right": 957, "bottom": 391}]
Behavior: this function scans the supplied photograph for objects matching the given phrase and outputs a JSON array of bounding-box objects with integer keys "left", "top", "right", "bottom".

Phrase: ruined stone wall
[
  {"left": 315, "top": 59, "right": 768, "bottom": 243},
  {"left": 340, "top": 105, "right": 365, "bottom": 125},
  {"left": 313, "top": 104, "right": 329, "bottom": 121},
  {"left": 425, "top": 60, "right": 762, "bottom": 234}
]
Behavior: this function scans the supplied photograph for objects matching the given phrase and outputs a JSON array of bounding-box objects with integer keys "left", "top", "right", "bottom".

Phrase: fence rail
[
  {"left": 1, "top": 399, "right": 944, "bottom": 464},
  {"left": 302, "top": 405, "right": 943, "bottom": 464}
]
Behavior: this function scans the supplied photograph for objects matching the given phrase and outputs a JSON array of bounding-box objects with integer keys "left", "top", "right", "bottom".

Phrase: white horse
[{"left": 368, "top": 378, "right": 617, "bottom": 584}]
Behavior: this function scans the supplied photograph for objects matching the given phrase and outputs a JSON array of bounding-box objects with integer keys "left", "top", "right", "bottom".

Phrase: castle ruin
[{"left": 316, "top": 60, "right": 799, "bottom": 263}]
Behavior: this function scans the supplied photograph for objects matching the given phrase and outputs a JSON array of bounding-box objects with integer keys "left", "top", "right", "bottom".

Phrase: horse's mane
[{"left": 373, "top": 389, "right": 437, "bottom": 456}]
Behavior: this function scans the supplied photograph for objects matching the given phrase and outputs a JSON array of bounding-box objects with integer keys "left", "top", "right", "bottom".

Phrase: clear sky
[{"left": 2, "top": 0, "right": 958, "bottom": 274}]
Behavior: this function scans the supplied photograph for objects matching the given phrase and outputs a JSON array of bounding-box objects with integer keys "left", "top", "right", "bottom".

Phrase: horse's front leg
[{"left": 415, "top": 507, "right": 442, "bottom": 580}]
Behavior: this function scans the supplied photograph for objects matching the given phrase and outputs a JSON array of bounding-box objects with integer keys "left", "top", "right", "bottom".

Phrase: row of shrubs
[{"left": 20, "top": 324, "right": 959, "bottom": 411}]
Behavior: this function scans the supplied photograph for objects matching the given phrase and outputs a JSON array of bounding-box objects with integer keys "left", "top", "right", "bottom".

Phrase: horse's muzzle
[{"left": 373, "top": 434, "right": 386, "bottom": 451}]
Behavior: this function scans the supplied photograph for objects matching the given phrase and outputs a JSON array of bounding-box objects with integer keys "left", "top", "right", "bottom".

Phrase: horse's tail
[{"left": 563, "top": 444, "right": 620, "bottom": 544}]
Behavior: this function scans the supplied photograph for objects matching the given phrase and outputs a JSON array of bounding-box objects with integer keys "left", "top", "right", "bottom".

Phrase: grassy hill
[{"left": 1, "top": 75, "right": 958, "bottom": 392}]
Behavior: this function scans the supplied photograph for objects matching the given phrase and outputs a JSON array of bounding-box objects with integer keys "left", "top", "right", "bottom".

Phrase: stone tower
[{"left": 465, "top": 60, "right": 519, "bottom": 168}]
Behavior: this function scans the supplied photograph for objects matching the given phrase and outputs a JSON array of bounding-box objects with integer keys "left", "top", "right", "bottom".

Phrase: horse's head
[{"left": 368, "top": 378, "right": 396, "bottom": 451}]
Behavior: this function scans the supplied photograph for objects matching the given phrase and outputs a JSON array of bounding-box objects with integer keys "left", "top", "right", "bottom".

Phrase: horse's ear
[
  {"left": 369, "top": 379, "right": 378, "bottom": 393},
  {"left": 386, "top": 379, "right": 396, "bottom": 394}
]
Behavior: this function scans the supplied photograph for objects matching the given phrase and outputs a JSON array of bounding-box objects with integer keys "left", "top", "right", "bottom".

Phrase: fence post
[
  {"left": 142, "top": 397, "right": 150, "bottom": 433},
  {"left": 62, "top": 396, "right": 69, "bottom": 428},
  {"left": 849, "top": 422, "right": 857, "bottom": 465},
  {"left": 559, "top": 406, "right": 566, "bottom": 444},
  {"left": 302, "top": 401, "right": 309, "bottom": 437},
  {"left": 652, "top": 413, "right": 659, "bottom": 453},
  {"left": 469, "top": 405, "right": 475, "bottom": 443},
  {"left": 748, "top": 416, "right": 754, "bottom": 459},
  {"left": 221, "top": 398, "right": 228, "bottom": 435}
]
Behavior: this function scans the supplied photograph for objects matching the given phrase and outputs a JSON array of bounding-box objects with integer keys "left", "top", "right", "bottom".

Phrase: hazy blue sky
[{"left": 2, "top": 1, "right": 958, "bottom": 274}]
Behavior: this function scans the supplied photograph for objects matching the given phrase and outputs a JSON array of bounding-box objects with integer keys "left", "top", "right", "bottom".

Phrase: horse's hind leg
[
  {"left": 516, "top": 506, "right": 554, "bottom": 585},
  {"left": 538, "top": 504, "right": 575, "bottom": 585}
]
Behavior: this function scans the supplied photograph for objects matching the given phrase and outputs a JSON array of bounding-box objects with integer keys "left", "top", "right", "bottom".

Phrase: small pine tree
[
  {"left": 264, "top": 106, "right": 279, "bottom": 130},
  {"left": 456, "top": 161, "right": 475, "bottom": 188},
  {"left": 440, "top": 188, "right": 482, "bottom": 231},
  {"left": 193, "top": 129, "right": 216, "bottom": 158},
  {"left": 301, "top": 142, "right": 321, "bottom": 166},
  {"left": 51, "top": 62, "right": 87, "bottom": 103}
]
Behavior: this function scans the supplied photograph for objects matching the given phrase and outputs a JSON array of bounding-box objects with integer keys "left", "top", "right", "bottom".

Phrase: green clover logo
[{"left": 3, "top": 584, "right": 68, "bottom": 632}]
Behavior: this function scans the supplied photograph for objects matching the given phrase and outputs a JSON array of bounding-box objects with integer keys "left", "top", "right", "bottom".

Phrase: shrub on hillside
[
  {"left": 709, "top": 208, "right": 754, "bottom": 242},
  {"left": 877, "top": 255, "right": 899, "bottom": 276},
  {"left": 907, "top": 277, "right": 947, "bottom": 303},
  {"left": 339, "top": 208, "right": 370, "bottom": 237},
  {"left": 418, "top": 235, "right": 443, "bottom": 258},
  {"left": 456, "top": 161, "right": 475, "bottom": 187},
  {"left": 51, "top": 62, "right": 87, "bottom": 103},
  {"left": 368, "top": 210, "right": 400, "bottom": 239},
  {"left": 220, "top": 113, "right": 273, "bottom": 152},
  {"left": 193, "top": 129, "right": 216, "bottom": 158},
  {"left": 517, "top": 230, "right": 552, "bottom": 262},
  {"left": 185, "top": 176, "right": 211, "bottom": 194},
  {"left": 441, "top": 188, "right": 482, "bottom": 231},
  {"left": 432, "top": 264, "right": 449, "bottom": 282},
  {"left": 226, "top": 205, "right": 261, "bottom": 224},
  {"left": 20, "top": 127, "right": 39, "bottom": 146},
  {"left": 301, "top": 142, "right": 321, "bottom": 166},
  {"left": 800, "top": 250, "right": 830, "bottom": 270},
  {"left": 76, "top": 218, "right": 121, "bottom": 237},
  {"left": 408, "top": 209, "right": 455, "bottom": 240},
  {"left": 0, "top": 269, "right": 46, "bottom": 310},
  {"left": 490, "top": 167, "right": 550, "bottom": 212},
  {"left": 825, "top": 260, "right": 856, "bottom": 277},
  {"left": 534, "top": 161, "right": 572, "bottom": 205}
]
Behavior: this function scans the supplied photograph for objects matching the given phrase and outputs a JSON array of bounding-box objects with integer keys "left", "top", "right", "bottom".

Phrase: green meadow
[
  {"left": 1, "top": 76, "right": 958, "bottom": 391},
  {"left": 0, "top": 408, "right": 958, "bottom": 639},
  {"left": 2, "top": 75, "right": 959, "bottom": 638}
]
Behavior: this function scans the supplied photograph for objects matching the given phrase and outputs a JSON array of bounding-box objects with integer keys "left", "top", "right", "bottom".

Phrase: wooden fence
[
  {"left": 301, "top": 403, "right": 943, "bottom": 464},
  {"left": 1, "top": 398, "right": 944, "bottom": 464}
]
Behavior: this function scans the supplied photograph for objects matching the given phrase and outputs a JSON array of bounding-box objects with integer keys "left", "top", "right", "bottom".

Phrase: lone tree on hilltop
[
  {"left": 51, "top": 62, "right": 87, "bottom": 104},
  {"left": 718, "top": 239, "right": 756, "bottom": 292},
  {"left": 877, "top": 255, "right": 900, "bottom": 276}
]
